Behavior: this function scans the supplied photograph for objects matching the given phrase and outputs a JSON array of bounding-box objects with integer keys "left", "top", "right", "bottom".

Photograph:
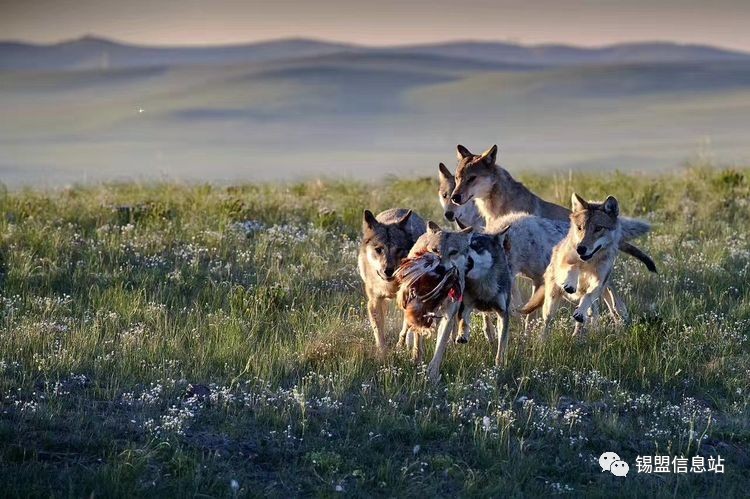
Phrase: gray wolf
[
  {"left": 438, "top": 162, "right": 486, "bottom": 231},
  {"left": 458, "top": 226, "right": 513, "bottom": 366},
  {"left": 440, "top": 163, "right": 629, "bottom": 326},
  {"left": 358, "top": 208, "right": 426, "bottom": 354},
  {"left": 397, "top": 222, "right": 513, "bottom": 382},
  {"left": 449, "top": 144, "right": 657, "bottom": 273},
  {"left": 520, "top": 194, "right": 650, "bottom": 335}
]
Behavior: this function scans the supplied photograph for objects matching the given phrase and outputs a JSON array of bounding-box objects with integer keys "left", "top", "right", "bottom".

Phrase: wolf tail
[
  {"left": 519, "top": 285, "right": 545, "bottom": 315},
  {"left": 618, "top": 241, "right": 657, "bottom": 273},
  {"left": 620, "top": 218, "right": 651, "bottom": 240}
]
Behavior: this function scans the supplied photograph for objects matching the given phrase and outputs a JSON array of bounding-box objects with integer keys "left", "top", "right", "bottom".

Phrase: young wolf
[
  {"left": 520, "top": 194, "right": 650, "bottom": 335},
  {"left": 358, "top": 208, "right": 426, "bottom": 354},
  {"left": 401, "top": 222, "right": 512, "bottom": 381},
  {"left": 449, "top": 144, "right": 656, "bottom": 273}
]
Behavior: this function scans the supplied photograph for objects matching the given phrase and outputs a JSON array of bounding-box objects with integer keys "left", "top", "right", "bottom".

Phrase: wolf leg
[
  {"left": 541, "top": 284, "right": 561, "bottom": 340},
  {"left": 396, "top": 315, "right": 409, "bottom": 349},
  {"left": 427, "top": 302, "right": 459, "bottom": 383},
  {"left": 483, "top": 313, "right": 497, "bottom": 344},
  {"left": 523, "top": 282, "right": 541, "bottom": 331},
  {"left": 573, "top": 282, "right": 605, "bottom": 326},
  {"left": 559, "top": 266, "right": 580, "bottom": 295},
  {"left": 411, "top": 331, "right": 424, "bottom": 364},
  {"left": 367, "top": 296, "right": 388, "bottom": 354},
  {"left": 455, "top": 304, "right": 472, "bottom": 344},
  {"left": 495, "top": 308, "right": 511, "bottom": 366},
  {"left": 602, "top": 285, "right": 629, "bottom": 324}
]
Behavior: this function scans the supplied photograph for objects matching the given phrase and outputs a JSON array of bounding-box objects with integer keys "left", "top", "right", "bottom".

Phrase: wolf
[
  {"left": 520, "top": 193, "right": 650, "bottom": 335},
  {"left": 358, "top": 208, "right": 426, "bottom": 354},
  {"left": 449, "top": 144, "right": 657, "bottom": 273},
  {"left": 440, "top": 163, "right": 628, "bottom": 327},
  {"left": 439, "top": 163, "right": 499, "bottom": 341},
  {"left": 438, "top": 162, "right": 486, "bottom": 231},
  {"left": 401, "top": 222, "right": 512, "bottom": 382},
  {"left": 456, "top": 226, "right": 514, "bottom": 366}
]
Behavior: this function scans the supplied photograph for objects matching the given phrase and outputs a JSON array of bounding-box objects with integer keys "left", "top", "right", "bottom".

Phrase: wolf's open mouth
[{"left": 580, "top": 244, "right": 602, "bottom": 261}]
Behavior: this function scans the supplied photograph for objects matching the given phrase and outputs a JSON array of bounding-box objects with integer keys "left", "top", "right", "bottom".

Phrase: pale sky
[{"left": 1, "top": 0, "right": 749, "bottom": 51}]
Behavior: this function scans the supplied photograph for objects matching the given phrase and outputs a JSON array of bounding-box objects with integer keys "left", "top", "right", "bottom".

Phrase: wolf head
[
  {"left": 410, "top": 222, "right": 473, "bottom": 276},
  {"left": 466, "top": 226, "right": 510, "bottom": 281},
  {"left": 450, "top": 144, "right": 498, "bottom": 206},
  {"left": 361, "top": 209, "right": 414, "bottom": 281},
  {"left": 438, "top": 163, "right": 480, "bottom": 225},
  {"left": 568, "top": 193, "right": 621, "bottom": 261}
]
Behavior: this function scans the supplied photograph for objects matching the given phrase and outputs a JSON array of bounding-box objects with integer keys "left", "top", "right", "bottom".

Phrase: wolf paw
[
  {"left": 563, "top": 284, "right": 576, "bottom": 294},
  {"left": 572, "top": 310, "right": 585, "bottom": 323}
]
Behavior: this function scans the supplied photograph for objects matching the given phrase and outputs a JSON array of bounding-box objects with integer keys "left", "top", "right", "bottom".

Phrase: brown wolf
[
  {"left": 449, "top": 144, "right": 656, "bottom": 273},
  {"left": 358, "top": 208, "right": 426, "bottom": 354},
  {"left": 520, "top": 193, "right": 650, "bottom": 335}
]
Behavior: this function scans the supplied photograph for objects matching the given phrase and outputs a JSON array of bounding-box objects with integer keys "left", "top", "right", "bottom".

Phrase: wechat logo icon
[{"left": 599, "top": 452, "right": 629, "bottom": 477}]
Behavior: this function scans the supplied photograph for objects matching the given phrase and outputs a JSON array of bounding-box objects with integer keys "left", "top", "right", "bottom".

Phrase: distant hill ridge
[{"left": 1, "top": 35, "right": 749, "bottom": 70}]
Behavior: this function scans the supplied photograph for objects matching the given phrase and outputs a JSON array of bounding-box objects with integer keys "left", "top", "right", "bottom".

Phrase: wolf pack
[{"left": 358, "top": 144, "right": 656, "bottom": 383}]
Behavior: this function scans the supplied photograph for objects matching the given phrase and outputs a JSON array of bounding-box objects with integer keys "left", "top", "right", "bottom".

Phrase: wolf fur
[
  {"left": 403, "top": 223, "right": 474, "bottom": 382},
  {"left": 403, "top": 222, "right": 514, "bottom": 381},
  {"left": 440, "top": 163, "right": 631, "bottom": 328},
  {"left": 438, "top": 162, "right": 486, "bottom": 231},
  {"left": 450, "top": 144, "right": 656, "bottom": 273},
  {"left": 358, "top": 208, "right": 426, "bottom": 354},
  {"left": 520, "top": 193, "right": 650, "bottom": 335},
  {"left": 456, "top": 227, "right": 514, "bottom": 366},
  {"left": 439, "top": 163, "right": 501, "bottom": 341}
]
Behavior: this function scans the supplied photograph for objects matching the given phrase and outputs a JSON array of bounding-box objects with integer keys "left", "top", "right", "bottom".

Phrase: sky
[{"left": 1, "top": 0, "right": 750, "bottom": 51}]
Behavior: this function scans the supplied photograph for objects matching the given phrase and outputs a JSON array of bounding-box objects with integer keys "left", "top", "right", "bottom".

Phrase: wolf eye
[
  {"left": 448, "top": 249, "right": 459, "bottom": 257},
  {"left": 467, "top": 176, "right": 476, "bottom": 183},
  {"left": 374, "top": 247, "right": 384, "bottom": 254},
  {"left": 576, "top": 225, "right": 583, "bottom": 231},
  {"left": 442, "top": 193, "right": 448, "bottom": 199}
]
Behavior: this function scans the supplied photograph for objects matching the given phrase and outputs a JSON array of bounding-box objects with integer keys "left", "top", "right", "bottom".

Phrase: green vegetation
[{"left": 0, "top": 165, "right": 748, "bottom": 497}]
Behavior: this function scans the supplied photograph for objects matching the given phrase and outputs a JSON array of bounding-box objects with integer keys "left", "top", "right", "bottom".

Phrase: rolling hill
[
  {"left": 1, "top": 36, "right": 749, "bottom": 71},
  {"left": 1, "top": 37, "right": 749, "bottom": 186}
]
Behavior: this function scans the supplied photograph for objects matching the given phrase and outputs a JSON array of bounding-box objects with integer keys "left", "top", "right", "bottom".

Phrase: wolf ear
[
  {"left": 571, "top": 193, "right": 588, "bottom": 212},
  {"left": 603, "top": 196, "right": 619, "bottom": 217},
  {"left": 480, "top": 145, "right": 498, "bottom": 165},
  {"left": 456, "top": 144, "right": 473, "bottom": 160},
  {"left": 427, "top": 221, "right": 442, "bottom": 233},
  {"left": 438, "top": 163, "right": 453, "bottom": 180},
  {"left": 396, "top": 209, "right": 412, "bottom": 228},
  {"left": 363, "top": 209, "right": 378, "bottom": 231}
]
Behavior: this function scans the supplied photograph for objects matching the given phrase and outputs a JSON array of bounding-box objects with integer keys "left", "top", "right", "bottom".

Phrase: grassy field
[{"left": 0, "top": 165, "right": 749, "bottom": 497}]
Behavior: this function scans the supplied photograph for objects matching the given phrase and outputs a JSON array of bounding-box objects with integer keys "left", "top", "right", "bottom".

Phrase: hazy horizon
[
  {"left": 5, "top": 33, "right": 750, "bottom": 55},
  {"left": 2, "top": 0, "right": 750, "bottom": 52}
]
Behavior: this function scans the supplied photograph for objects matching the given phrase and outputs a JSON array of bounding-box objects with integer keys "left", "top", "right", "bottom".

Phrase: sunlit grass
[{"left": 0, "top": 165, "right": 748, "bottom": 497}]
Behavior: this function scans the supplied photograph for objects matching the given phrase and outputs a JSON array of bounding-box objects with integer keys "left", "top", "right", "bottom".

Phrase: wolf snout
[
  {"left": 444, "top": 210, "right": 455, "bottom": 221},
  {"left": 576, "top": 245, "right": 588, "bottom": 256},
  {"left": 384, "top": 267, "right": 395, "bottom": 278}
]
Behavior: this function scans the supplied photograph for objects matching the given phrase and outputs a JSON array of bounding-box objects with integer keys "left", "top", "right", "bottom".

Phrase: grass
[{"left": 0, "top": 165, "right": 749, "bottom": 497}]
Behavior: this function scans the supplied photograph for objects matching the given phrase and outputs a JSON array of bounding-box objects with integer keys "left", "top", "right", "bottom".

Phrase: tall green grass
[{"left": 0, "top": 165, "right": 748, "bottom": 497}]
